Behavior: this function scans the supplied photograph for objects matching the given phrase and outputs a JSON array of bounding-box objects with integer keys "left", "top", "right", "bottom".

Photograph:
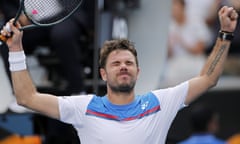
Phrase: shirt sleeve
[
  {"left": 58, "top": 95, "right": 94, "bottom": 126},
  {"left": 152, "top": 81, "right": 189, "bottom": 112}
]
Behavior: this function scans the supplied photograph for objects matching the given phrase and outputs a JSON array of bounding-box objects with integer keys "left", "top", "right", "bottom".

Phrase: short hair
[{"left": 99, "top": 39, "right": 138, "bottom": 68}]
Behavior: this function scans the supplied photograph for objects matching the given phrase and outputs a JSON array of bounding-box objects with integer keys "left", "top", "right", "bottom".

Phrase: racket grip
[
  {"left": 0, "top": 35, "right": 7, "bottom": 43},
  {"left": 0, "top": 23, "right": 12, "bottom": 43}
]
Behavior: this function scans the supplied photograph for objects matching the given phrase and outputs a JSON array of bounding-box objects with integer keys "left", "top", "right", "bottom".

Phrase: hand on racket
[
  {"left": 0, "top": 0, "right": 83, "bottom": 43},
  {"left": 1, "top": 20, "right": 24, "bottom": 51}
]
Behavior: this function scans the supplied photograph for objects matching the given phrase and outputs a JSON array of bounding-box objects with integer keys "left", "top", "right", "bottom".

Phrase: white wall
[{"left": 128, "top": 0, "right": 172, "bottom": 94}]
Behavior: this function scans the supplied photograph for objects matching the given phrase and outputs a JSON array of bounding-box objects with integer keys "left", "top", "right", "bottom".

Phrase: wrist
[
  {"left": 9, "top": 45, "right": 24, "bottom": 52},
  {"left": 8, "top": 51, "right": 27, "bottom": 71},
  {"left": 218, "top": 30, "right": 234, "bottom": 41}
]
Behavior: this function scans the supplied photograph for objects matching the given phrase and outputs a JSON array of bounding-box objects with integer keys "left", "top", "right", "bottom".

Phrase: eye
[
  {"left": 126, "top": 61, "right": 134, "bottom": 66},
  {"left": 111, "top": 61, "right": 121, "bottom": 66}
]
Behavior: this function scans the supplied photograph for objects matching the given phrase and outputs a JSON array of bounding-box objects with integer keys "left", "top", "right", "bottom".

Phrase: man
[{"left": 0, "top": 6, "right": 238, "bottom": 144}]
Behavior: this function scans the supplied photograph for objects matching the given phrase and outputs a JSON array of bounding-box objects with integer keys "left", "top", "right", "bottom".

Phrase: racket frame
[
  {"left": 21, "top": 0, "right": 83, "bottom": 30},
  {"left": 0, "top": 0, "right": 83, "bottom": 43}
]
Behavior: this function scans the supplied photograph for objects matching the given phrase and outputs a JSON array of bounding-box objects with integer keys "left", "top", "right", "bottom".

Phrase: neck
[{"left": 107, "top": 89, "right": 135, "bottom": 105}]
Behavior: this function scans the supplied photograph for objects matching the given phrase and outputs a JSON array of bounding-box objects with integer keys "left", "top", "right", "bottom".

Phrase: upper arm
[
  {"left": 26, "top": 93, "right": 60, "bottom": 119},
  {"left": 185, "top": 75, "right": 212, "bottom": 105},
  {"left": 11, "top": 70, "right": 60, "bottom": 119}
]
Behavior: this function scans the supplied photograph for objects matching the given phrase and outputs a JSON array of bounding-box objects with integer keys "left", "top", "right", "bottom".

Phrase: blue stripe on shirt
[{"left": 86, "top": 93, "right": 160, "bottom": 121}]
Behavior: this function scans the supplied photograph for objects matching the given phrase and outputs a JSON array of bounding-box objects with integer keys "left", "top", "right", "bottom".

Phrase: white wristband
[{"left": 8, "top": 51, "right": 27, "bottom": 71}]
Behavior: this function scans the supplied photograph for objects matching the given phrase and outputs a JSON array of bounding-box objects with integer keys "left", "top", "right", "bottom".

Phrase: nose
[{"left": 120, "top": 63, "right": 128, "bottom": 71}]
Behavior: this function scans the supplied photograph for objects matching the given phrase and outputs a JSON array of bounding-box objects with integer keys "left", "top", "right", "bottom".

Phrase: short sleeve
[
  {"left": 58, "top": 95, "right": 94, "bottom": 126},
  {"left": 152, "top": 81, "right": 189, "bottom": 111}
]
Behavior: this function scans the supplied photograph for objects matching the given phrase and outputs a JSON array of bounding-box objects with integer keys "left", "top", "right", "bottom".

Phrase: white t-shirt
[
  {"left": 185, "top": 0, "right": 216, "bottom": 22},
  {"left": 169, "top": 18, "right": 211, "bottom": 57},
  {"left": 58, "top": 81, "right": 189, "bottom": 144}
]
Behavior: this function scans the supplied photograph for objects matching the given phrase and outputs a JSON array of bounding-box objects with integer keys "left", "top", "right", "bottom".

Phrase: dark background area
[{"left": 167, "top": 89, "right": 240, "bottom": 143}]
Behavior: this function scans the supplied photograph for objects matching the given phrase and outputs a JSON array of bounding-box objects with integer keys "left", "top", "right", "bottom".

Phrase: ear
[
  {"left": 136, "top": 67, "right": 140, "bottom": 79},
  {"left": 100, "top": 68, "right": 107, "bottom": 81}
]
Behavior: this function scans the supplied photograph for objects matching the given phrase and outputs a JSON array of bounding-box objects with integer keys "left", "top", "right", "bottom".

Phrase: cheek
[
  {"left": 100, "top": 68, "right": 116, "bottom": 81},
  {"left": 100, "top": 69, "right": 107, "bottom": 81}
]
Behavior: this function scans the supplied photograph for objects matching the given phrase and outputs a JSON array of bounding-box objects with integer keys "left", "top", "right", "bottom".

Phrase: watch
[{"left": 218, "top": 30, "right": 234, "bottom": 41}]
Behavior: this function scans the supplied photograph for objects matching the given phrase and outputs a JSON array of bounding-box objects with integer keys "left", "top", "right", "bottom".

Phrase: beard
[{"left": 109, "top": 81, "right": 136, "bottom": 93}]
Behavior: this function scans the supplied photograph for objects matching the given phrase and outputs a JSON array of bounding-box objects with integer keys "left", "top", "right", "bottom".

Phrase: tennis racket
[{"left": 0, "top": 0, "right": 83, "bottom": 42}]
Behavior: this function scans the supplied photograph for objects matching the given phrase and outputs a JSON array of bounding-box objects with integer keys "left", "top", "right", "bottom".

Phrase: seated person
[{"left": 178, "top": 103, "right": 226, "bottom": 144}]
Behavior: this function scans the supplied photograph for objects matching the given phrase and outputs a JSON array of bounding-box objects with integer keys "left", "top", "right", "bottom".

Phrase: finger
[
  {"left": 0, "top": 30, "right": 7, "bottom": 36},
  {"left": 5, "top": 23, "right": 11, "bottom": 32},
  {"left": 7, "top": 22, "right": 17, "bottom": 35},
  {"left": 230, "top": 10, "right": 238, "bottom": 20},
  {"left": 219, "top": 6, "right": 234, "bottom": 17},
  {"left": 14, "top": 21, "right": 22, "bottom": 29},
  {"left": 218, "top": 6, "right": 228, "bottom": 15},
  {"left": 223, "top": 7, "right": 234, "bottom": 18},
  {"left": 2, "top": 23, "right": 12, "bottom": 37},
  {"left": 9, "top": 20, "right": 22, "bottom": 33}
]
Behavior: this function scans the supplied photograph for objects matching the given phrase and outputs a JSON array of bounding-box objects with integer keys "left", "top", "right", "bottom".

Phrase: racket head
[
  {"left": 0, "top": 0, "right": 83, "bottom": 43},
  {"left": 21, "top": 0, "right": 83, "bottom": 30}
]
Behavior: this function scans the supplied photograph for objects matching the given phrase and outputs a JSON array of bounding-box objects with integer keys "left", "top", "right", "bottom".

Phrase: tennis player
[{"left": 0, "top": 6, "right": 238, "bottom": 144}]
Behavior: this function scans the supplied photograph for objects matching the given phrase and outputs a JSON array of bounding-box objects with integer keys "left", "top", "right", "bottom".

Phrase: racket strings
[{"left": 24, "top": 0, "right": 82, "bottom": 25}]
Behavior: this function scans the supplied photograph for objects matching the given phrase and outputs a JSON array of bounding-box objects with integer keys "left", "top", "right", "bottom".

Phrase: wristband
[
  {"left": 8, "top": 51, "right": 27, "bottom": 71},
  {"left": 218, "top": 30, "right": 234, "bottom": 41}
]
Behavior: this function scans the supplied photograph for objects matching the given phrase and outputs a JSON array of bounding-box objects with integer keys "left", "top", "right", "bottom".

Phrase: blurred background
[{"left": 0, "top": 0, "right": 240, "bottom": 143}]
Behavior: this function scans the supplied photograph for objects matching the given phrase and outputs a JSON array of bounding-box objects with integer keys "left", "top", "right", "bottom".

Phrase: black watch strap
[{"left": 218, "top": 30, "right": 234, "bottom": 41}]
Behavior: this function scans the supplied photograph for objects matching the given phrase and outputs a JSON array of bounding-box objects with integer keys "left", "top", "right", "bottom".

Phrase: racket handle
[
  {"left": 0, "top": 35, "right": 7, "bottom": 43},
  {"left": 0, "top": 23, "right": 11, "bottom": 43}
]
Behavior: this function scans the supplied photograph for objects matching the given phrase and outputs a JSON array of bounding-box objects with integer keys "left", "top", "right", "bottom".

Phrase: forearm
[
  {"left": 8, "top": 50, "right": 38, "bottom": 107},
  {"left": 11, "top": 69, "right": 38, "bottom": 107},
  {"left": 7, "top": 34, "right": 37, "bottom": 106},
  {"left": 186, "top": 38, "right": 230, "bottom": 104},
  {"left": 200, "top": 38, "right": 230, "bottom": 87}
]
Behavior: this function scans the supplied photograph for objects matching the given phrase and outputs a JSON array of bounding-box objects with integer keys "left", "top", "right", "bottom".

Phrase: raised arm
[
  {"left": 185, "top": 6, "right": 238, "bottom": 105},
  {"left": 0, "top": 19, "right": 60, "bottom": 119}
]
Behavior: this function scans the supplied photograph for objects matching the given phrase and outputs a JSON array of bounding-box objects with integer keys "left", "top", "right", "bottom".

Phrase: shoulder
[
  {"left": 152, "top": 81, "right": 189, "bottom": 97},
  {"left": 58, "top": 94, "right": 95, "bottom": 101},
  {"left": 58, "top": 94, "right": 95, "bottom": 108}
]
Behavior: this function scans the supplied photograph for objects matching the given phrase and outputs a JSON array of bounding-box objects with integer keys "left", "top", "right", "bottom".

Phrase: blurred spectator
[
  {"left": 161, "top": 0, "right": 211, "bottom": 87},
  {"left": 185, "top": 0, "right": 220, "bottom": 25},
  {"left": 178, "top": 103, "right": 226, "bottom": 144},
  {"left": 185, "top": 0, "right": 221, "bottom": 48}
]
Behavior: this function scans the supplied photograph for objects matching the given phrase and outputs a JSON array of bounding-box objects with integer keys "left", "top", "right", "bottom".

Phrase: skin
[
  {"left": 0, "top": 6, "right": 238, "bottom": 121},
  {"left": 100, "top": 50, "right": 140, "bottom": 105}
]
